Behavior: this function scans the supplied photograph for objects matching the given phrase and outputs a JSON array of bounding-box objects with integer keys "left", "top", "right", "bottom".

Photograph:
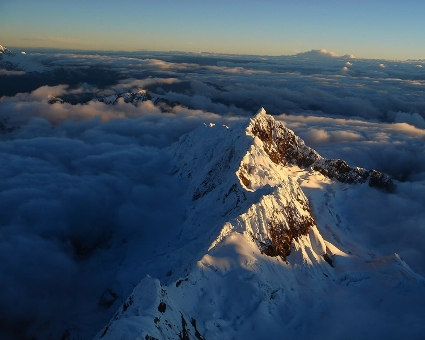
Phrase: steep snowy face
[{"left": 96, "top": 109, "right": 422, "bottom": 340}]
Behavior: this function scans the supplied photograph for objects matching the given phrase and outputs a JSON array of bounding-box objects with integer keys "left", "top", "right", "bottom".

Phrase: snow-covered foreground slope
[{"left": 96, "top": 109, "right": 424, "bottom": 340}]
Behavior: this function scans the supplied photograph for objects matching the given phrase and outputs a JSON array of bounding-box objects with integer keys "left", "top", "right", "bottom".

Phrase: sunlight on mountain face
[
  {"left": 1, "top": 46, "right": 424, "bottom": 340},
  {"left": 97, "top": 110, "right": 422, "bottom": 340}
]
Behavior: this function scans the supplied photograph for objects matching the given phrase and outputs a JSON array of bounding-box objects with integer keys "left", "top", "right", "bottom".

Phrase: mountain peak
[
  {"left": 96, "top": 108, "right": 411, "bottom": 340},
  {"left": 295, "top": 49, "right": 356, "bottom": 59},
  {"left": 246, "top": 109, "right": 393, "bottom": 190},
  {"left": 255, "top": 107, "right": 267, "bottom": 117},
  {"left": 0, "top": 44, "right": 14, "bottom": 56}
]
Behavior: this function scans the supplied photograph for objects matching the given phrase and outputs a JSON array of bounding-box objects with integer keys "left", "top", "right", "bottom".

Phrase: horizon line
[{"left": 3, "top": 44, "right": 425, "bottom": 62}]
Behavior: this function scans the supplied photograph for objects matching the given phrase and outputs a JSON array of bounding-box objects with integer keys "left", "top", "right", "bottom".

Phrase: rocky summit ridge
[
  {"left": 244, "top": 108, "right": 394, "bottom": 191},
  {"left": 93, "top": 109, "right": 421, "bottom": 340}
]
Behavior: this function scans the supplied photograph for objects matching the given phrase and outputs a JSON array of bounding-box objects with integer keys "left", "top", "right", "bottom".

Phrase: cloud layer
[{"left": 1, "top": 49, "right": 424, "bottom": 339}]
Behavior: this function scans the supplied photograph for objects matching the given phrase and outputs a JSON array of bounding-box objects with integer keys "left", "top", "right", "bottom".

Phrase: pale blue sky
[{"left": 1, "top": 0, "right": 424, "bottom": 59}]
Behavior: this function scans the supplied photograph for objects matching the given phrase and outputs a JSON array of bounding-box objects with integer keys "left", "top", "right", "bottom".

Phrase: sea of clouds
[{"left": 1, "top": 49, "right": 424, "bottom": 339}]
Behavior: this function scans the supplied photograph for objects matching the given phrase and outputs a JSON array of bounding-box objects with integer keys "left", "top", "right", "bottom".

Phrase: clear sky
[{"left": 1, "top": 0, "right": 424, "bottom": 60}]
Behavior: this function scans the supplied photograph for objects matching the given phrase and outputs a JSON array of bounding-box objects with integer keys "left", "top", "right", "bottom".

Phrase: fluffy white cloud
[{"left": 302, "top": 128, "right": 330, "bottom": 144}]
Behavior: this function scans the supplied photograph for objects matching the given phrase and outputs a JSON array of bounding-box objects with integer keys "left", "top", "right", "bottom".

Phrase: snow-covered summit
[
  {"left": 95, "top": 109, "right": 422, "bottom": 340},
  {"left": 0, "top": 44, "right": 14, "bottom": 56},
  {"left": 255, "top": 106, "right": 267, "bottom": 116}
]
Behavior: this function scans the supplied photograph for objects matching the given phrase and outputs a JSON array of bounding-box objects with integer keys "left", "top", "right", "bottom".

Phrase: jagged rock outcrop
[
  {"left": 96, "top": 89, "right": 152, "bottom": 106},
  {"left": 47, "top": 95, "right": 64, "bottom": 104},
  {"left": 42, "top": 86, "right": 182, "bottom": 112},
  {"left": 248, "top": 108, "right": 394, "bottom": 191},
  {"left": 153, "top": 97, "right": 180, "bottom": 112}
]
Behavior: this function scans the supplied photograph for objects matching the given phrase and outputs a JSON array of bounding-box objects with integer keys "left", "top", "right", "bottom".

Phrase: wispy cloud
[{"left": 0, "top": 69, "right": 25, "bottom": 76}]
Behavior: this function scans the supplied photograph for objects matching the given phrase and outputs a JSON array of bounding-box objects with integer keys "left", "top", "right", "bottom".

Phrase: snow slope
[{"left": 96, "top": 109, "right": 425, "bottom": 340}]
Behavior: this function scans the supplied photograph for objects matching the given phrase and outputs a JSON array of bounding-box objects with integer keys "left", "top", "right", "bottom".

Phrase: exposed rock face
[
  {"left": 260, "top": 205, "right": 316, "bottom": 260},
  {"left": 249, "top": 108, "right": 321, "bottom": 167},
  {"left": 47, "top": 95, "right": 64, "bottom": 104},
  {"left": 238, "top": 108, "right": 394, "bottom": 259},
  {"left": 153, "top": 97, "right": 180, "bottom": 112},
  {"left": 249, "top": 108, "right": 394, "bottom": 191}
]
